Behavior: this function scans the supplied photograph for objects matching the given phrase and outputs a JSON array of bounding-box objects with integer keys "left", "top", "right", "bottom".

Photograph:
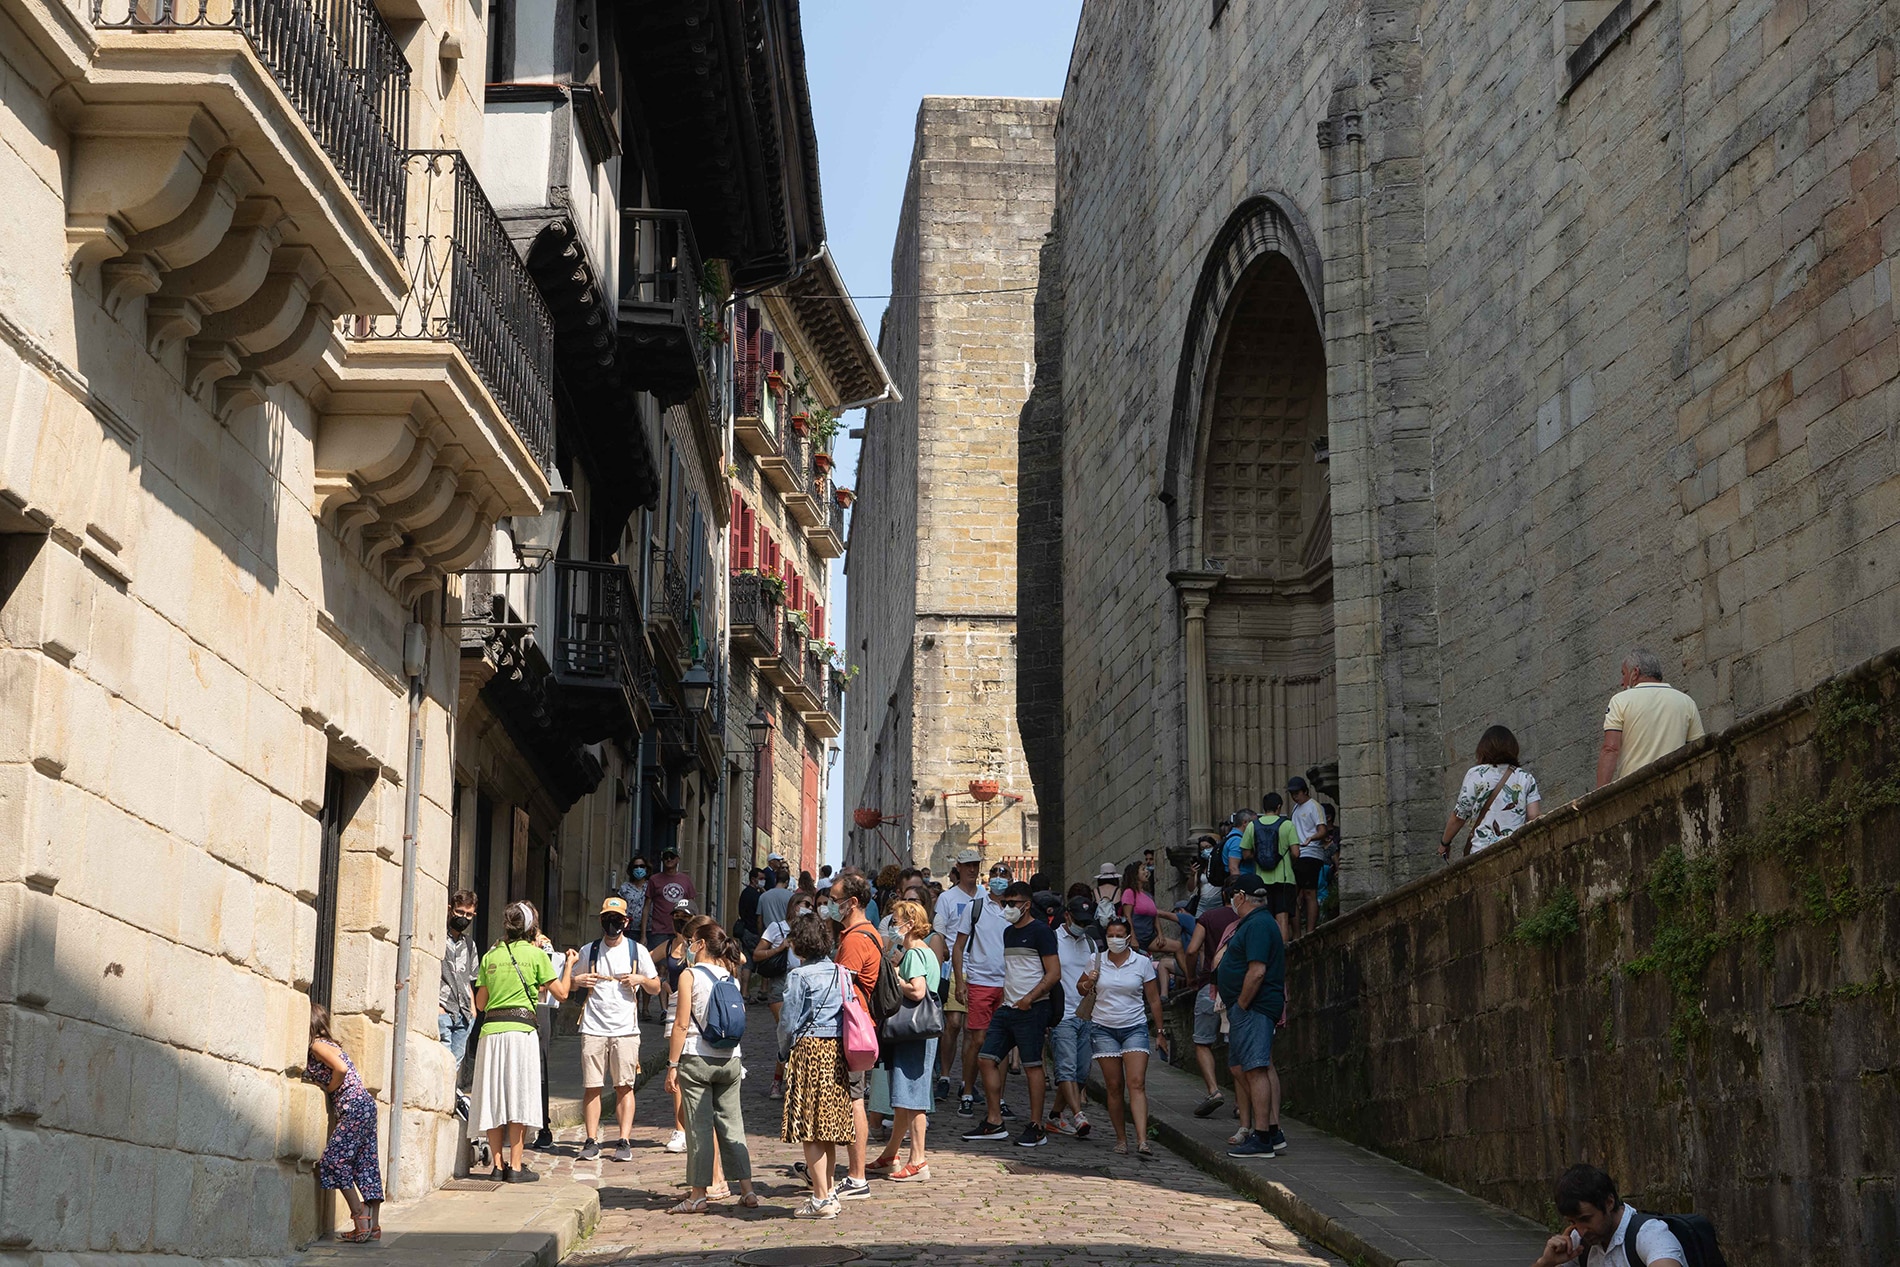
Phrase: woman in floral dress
[{"left": 304, "top": 1002, "right": 383, "bottom": 1242}]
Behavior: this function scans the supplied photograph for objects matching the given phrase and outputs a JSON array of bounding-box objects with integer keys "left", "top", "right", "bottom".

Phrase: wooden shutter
[{"left": 729, "top": 492, "right": 743, "bottom": 570}]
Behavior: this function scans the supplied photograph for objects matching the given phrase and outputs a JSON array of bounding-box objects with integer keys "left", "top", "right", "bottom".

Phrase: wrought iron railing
[
  {"left": 551, "top": 559, "right": 651, "bottom": 696},
  {"left": 731, "top": 571, "right": 780, "bottom": 636},
  {"left": 781, "top": 617, "right": 805, "bottom": 689},
  {"left": 805, "top": 646, "right": 827, "bottom": 699},
  {"left": 350, "top": 152, "right": 554, "bottom": 466},
  {"left": 620, "top": 211, "right": 704, "bottom": 342},
  {"left": 94, "top": 0, "right": 409, "bottom": 248},
  {"left": 786, "top": 425, "right": 811, "bottom": 487},
  {"left": 827, "top": 492, "right": 846, "bottom": 542},
  {"left": 660, "top": 551, "right": 690, "bottom": 631}
]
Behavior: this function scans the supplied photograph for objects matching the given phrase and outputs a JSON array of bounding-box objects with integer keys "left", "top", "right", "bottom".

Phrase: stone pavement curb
[
  {"left": 293, "top": 1175, "right": 599, "bottom": 1267},
  {"left": 1090, "top": 1042, "right": 1549, "bottom": 1267}
]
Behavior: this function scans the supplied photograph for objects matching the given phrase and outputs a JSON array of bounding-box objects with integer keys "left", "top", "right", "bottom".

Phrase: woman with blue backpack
[{"left": 663, "top": 917, "right": 757, "bottom": 1213}]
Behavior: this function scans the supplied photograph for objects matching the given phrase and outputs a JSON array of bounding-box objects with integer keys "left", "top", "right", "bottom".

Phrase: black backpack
[
  {"left": 847, "top": 924, "right": 903, "bottom": 1023},
  {"left": 1253, "top": 816, "right": 1290, "bottom": 872},
  {"left": 1629, "top": 1212, "right": 1728, "bottom": 1267},
  {"left": 755, "top": 929, "right": 791, "bottom": 978}
]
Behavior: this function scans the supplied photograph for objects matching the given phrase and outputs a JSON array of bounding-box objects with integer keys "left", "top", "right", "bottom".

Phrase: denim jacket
[{"left": 777, "top": 958, "right": 843, "bottom": 1059}]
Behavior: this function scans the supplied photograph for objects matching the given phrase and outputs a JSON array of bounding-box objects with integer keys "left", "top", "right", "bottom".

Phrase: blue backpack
[{"left": 695, "top": 967, "right": 747, "bottom": 1048}]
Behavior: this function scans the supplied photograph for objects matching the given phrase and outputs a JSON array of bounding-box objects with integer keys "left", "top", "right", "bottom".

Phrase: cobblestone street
[{"left": 546, "top": 1010, "right": 1335, "bottom": 1267}]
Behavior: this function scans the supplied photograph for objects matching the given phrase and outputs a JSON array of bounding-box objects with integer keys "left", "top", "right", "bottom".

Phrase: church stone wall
[{"left": 1043, "top": 0, "right": 1900, "bottom": 902}]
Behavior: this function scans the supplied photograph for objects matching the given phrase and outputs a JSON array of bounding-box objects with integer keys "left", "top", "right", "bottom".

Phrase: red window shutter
[
  {"left": 791, "top": 574, "right": 804, "bottom": 610},
  {"left": 744, "top": 508, "right": 756, "bottom": 570},
  {"left": 814, "top": 604, "right": 824, "bottom": 641}
]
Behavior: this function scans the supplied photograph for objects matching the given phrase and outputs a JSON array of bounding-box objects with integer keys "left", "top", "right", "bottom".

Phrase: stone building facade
[
  {"left": 1029, "top": 0, "right": 1900, "bottom": 902},
  {"left": 0, "top": 0, "right": 855, "bottom": 1256},
  {"left": 845, "top": 98, "right": 1056, "bottom": 879}
]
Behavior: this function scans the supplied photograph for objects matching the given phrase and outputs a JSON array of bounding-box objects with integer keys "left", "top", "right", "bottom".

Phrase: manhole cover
[{"left": 735, "top": 1251, "right": 864, "bottom": 1267}]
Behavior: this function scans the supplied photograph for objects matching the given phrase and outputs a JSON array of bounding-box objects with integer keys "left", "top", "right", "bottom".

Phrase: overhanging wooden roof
[{"left": 762, "top": 248, "right": 896, "bottom": 409}]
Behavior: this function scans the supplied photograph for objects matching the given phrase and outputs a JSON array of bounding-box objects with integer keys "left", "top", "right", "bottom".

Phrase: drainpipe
[{"left": 384, "top": 618, "right": 430, "bottom": 1200}]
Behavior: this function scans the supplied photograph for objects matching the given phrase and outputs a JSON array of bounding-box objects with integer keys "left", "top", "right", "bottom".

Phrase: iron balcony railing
[
  {"left": 781, "top": 617, "right": 805, "bottom": 690},
  {"left": 551, "top": 559, "right": 652, "bottom": 699},
  {"left": 805, "top": 645, "right": 827, "bottom": 698},
  {"left": 94, "top": 0, "right": 410, "bottom": 248},
  {"left": 827, "top": 491, "right": 846, "bottom": 542},
  {"left": 661, "top": 551, "right": 691, "bottom": 632},
  {"left": 620, "top": 211, "right": 703, "bottom": 346},
  {"left": 351, "top": 152, "right": 555, "bottom": 466},
  {"left": 730, "top": 571, "right": 780, "bottom": 638}
]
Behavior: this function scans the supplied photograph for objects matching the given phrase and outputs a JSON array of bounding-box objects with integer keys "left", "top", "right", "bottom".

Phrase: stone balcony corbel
[{"left": 311, "top": 339, "right": 547, "bottom": 603}]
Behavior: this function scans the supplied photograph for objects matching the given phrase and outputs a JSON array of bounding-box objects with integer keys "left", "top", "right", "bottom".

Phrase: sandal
[
  {"left": 666, "top": 1196, "right": 709, "bottom": 1215},
  {"left": 337, "top": 1214, "right": 374, "bottom": 1243},
  {"left": 1111, "top": 1141, "right": 1128, "bottom": 1155},
  {"left": 1137, "top": 1143, "right": 1155, "bottom": 1159},
  {"left": 739, "top": 1191, "right": 761, "bottom": 1208},
  {"left": 865, "top": 1155, "right": 899, "bottom": 1172}
]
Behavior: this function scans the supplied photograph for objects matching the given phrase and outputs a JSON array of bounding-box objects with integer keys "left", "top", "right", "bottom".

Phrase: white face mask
[{"left": 1106, "top": 935, "right": 1129, "bottom": 953}]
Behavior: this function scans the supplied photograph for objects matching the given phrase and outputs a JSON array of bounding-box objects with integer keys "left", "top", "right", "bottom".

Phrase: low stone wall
[{"left": 1276, "top": 650, "right": 1900, "bottom": 1266}]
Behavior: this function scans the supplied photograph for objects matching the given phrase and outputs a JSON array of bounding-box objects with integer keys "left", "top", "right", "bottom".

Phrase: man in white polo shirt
[
  {"left": 932, "top": 848, "right": 983, "bottom": 1102},
  {"left": 1596, "top": 648, "right": 1706, "bottom": 788},
  {"left": 572, "top": 895, "right": 659, "bottom": 1162}
]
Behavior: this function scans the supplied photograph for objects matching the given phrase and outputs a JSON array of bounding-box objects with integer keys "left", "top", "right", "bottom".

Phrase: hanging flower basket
[
  {"left": 853, "top": 807, "right": 885, "bottom": 830},
  {"left": 969, "top": 779, "right": 1000, "bottom": 803},
  {"left": 834, "top": 487, "right": 854, "bottom": 508},
  {"left": 813, "top": 452, "right": 834, "bottom": 473}
]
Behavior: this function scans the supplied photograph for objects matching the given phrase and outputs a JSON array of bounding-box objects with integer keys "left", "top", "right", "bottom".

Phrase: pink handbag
[{"left": 837, "top": 964, "right": 879, "bottom": 1071}]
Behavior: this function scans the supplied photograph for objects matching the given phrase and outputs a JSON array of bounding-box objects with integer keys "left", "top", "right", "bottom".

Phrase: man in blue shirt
[{"left": 1215, "top": 873, "right": 1286, "bottom": 1157}]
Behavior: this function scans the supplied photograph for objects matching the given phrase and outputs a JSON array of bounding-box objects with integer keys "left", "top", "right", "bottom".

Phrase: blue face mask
[
  {"left": 988, "top": 877, "right": 1008, "bottom": 897},
  {"left": 632, "top": 867, "right": 648, "bottom": 881}
]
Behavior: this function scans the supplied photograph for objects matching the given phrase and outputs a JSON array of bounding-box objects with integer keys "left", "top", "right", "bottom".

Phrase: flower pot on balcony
[
  {"left": 791, "top": 413, "right": 810, "bottom": 436},
  {"left": 813, "top": 452, "right": 833, "bottom": 473},
  {"left": 835, "top": 487, "right": 855, "bottom": 508}
]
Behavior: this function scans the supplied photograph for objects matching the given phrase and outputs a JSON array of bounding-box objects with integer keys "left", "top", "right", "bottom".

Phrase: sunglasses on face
[{"left": 1002, "top": 901, "right": 1027, "bottom": 912}]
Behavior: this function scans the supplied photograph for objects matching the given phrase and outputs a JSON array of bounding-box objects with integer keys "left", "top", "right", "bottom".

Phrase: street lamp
[
  {"left": 511, "top": 470, "right": 574, "bottom": 571},
  {"left": 680, "top": 658, "right": 714, "bottom": 715},
  {"left": 745, "top": 708, "right": 773, "bottom": 866}
]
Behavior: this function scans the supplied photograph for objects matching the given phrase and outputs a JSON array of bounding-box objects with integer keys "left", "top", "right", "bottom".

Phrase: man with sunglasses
[{"left": 961, "top": 881, "right": 1060, "bottom": 1148}]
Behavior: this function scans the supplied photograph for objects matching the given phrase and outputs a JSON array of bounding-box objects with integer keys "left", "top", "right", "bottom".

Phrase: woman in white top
[
  {"left": 1077, "top": 916, "right": 1162, "bottom": 1156},
  {"left": 664, "top": 919, "right": 757, "bottom": 1213},
  {"left": 1440, "top": 725, "right": 1543, "bottom": 860},
  {"left": 753, "top": 890, "right": 815, "bottom": 1098}
]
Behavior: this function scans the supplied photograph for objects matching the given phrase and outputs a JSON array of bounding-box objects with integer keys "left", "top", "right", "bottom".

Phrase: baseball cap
[
  {"left": 1094, "top": 864, "right": 1120, "bottom": 882},
  {"left": 768, "top": 851, "right": 785, "bottom": 862},
  {"left": 1065, "top": 896, "right": 1096, "bottom": 924},
  {"left": 1286, "top": 776, "right": 1309, "bottom": 793},
  {"left": 662, "top": 846, "right": 680, "bottom": 859},
  {"left": 599, "top": 896, "right": 628, "bottom": 916},
  {"left": 955, "top": 847, "right": 982, "bottom": 865},
  {"left": 1230, "top": 873, "right": 1269, "bottom": 897},
  {"left": 673, "top": 898, "right": 692, "bottom": 912}
]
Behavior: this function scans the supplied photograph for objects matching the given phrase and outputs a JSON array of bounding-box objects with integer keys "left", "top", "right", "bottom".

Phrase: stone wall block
[
  {"left": 168, "top": 641, "right": 250, "bottom": 773},
  {"left": 216, "top": 860, "right": 257, "bottom": 968},
  {"left": 0, "top": 883, "right": 60, "bottom": 1013},
  {"left": 0, "top": 1000, "right": 52, "bottom": 1123},
  {"left": 206, "top": 760, "right": 268, "bottom": 875},
  {"left": 279, "top": 1078, "right": 327, "bottom": 1163},
  {"left": 126, "top": 1031, "right": 182, "bottom": 1150},
  {"left": 291, "top": 892, "right": 317, "bottom": 991},
  {"left": 252, "top": 882, "right": 296, "bottom": 986},
  {"left": 335, "top": 847, "right": 389, "bottom": 936},
  {"left": 0, "top": 1121, "right": 94, "bottom": 1250},
  {"left": 0, "top": 650, "right": 71, "bottom": 777},
  {"left": 147, "top": 1145, "right": 194, "bottom": 1253},
  {"left": 88, "top": 1140, "right": 156, "bottom": 1252},
  {"left": 0, "top": 540, "right": 98, "bottom": 665},
  {"left": 332, "top": 1010, "right": 389, "bottom": 1093},
  {"left": 0, "top": 762, "right": 68, "bottom": 890}
]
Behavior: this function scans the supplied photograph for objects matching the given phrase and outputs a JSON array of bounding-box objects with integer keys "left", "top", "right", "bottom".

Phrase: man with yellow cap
[{"left": 572, "top": 895, "right": 660, "bottom": 1161}]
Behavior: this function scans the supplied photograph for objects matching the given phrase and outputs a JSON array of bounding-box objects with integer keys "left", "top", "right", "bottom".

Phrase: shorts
[
  {"left": 978, "top": 1001, "right": 1051, "bottom": 1068},
  {"left": 1048, "top": 1016, "right": 1093, "bottom": 1084},
  {"left": 1228, "top": 1005, "right": 1276, "bottom": 1071},
  {"left": 944, "top": 986, "right": 968, "bottom": 1016},
  {"left": 1266, "top": 883, "right": 1298, "bottom": 916},
  {"left": 760, "top": 975, "right": 788, "bottom": 1003},
  {"left": 847, "top": 1066, "right": 871, "bottom": 1102},
  {"left": 1089, "top": 1022, "right": 1151, "bottom": 1060},
  {"left": 1293, "top": 858, "right": 1324, "bottom": 891},
  {"left": 580, "top": 1033, "right": 640, "bottom": 1088},
  {"left": 645, "top": 933, "right": 674, "bottom": 955},
  {"left": 965, "top": 983, "right": 1004, "bottom": 1031},
  {"left": 1192, "top": 991, "right": 1222, "bottom": 1046}
]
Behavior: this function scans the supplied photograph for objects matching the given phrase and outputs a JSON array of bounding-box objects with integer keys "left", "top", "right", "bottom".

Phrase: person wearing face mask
[
  {"left": 572, "top": 896, "right": 661, "bottom": 1162},
  {"left": 962, "top": 881, "right": 1060, "bottom": 1148},
  {"left": 439, "top": 890, "right": 480, "bottom": 1066},
  {"left": 1077, "top": 916, "right": 1163, "bottom": 1156},
  {"left": 616, "top": 856, "right": 651, "bottom": 946},
  {"left": 754, "top": 889, "right": 815, "bottom": 1098},
  {"left": 469, "top": 901, "right": 576, "bottom": 1182},
  {"left": 951, "top": 863, "right": 1016, "bottom": 1119},
  {"left": 826, "top": 872, "right": 886, "bottom": 1202},
  {"left": 1044, "top": 896, "right": 1101, "bottom": 1139}
]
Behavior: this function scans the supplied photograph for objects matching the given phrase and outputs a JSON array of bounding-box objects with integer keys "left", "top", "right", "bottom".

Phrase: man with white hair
[{"left": 1596, "top": 648, "right": 1705, "bottom": 788}]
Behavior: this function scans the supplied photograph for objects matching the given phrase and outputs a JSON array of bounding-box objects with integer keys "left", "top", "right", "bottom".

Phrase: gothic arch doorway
[
  {"left": 1166, "top": 198, "right": 1333, "bottom": 835},
  {"left": 1199, "top": 255, "right": 1333, "bottom": 818}
]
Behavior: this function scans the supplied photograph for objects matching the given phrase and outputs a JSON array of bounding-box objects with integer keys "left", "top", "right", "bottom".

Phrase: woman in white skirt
[{"left": 470, "top": 901, "right": 575, "bottom": 1181}]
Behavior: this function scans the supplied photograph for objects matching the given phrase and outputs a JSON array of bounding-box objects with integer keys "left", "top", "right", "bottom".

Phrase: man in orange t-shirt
[{"left": 828, "top": 870, "right": 883, "bottom": 1199}]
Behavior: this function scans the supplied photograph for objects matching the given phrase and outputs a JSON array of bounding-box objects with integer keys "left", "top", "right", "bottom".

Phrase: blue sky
[{"left": 803, "top": 0, "right": 1083, "bottom": 866}]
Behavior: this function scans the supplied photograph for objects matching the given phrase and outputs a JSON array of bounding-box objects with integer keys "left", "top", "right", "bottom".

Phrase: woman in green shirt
[
  {"left": 469, "top": 901, "right": 576, "bottom": 1181},
  {"left": 866, "top": 899, "right": 940, "bottom": 1182}
]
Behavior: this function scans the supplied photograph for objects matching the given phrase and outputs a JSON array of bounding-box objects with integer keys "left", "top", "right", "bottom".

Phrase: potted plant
[
  {"left": 813, "top": 451, "right": 833, "bottom": 473},
  {"left": 834, "top": 486, "right": 854, "bottom": 509},
  {"left": 790, "top": 412, "right": 810, "bottom": 436}
]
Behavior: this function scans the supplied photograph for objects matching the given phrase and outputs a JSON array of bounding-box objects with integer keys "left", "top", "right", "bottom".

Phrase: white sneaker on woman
[{"left": 665, "top": 1129, "right": 687, "bottom": 1153}]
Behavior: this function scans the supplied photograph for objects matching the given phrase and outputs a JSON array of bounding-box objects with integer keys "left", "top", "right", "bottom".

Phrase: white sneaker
[
  {"left": 665, "top": 1129, "right": 686, "bottom": 1153},
  {"left": 793, "top": 1195, "right": 838, "bottom": 1220}
]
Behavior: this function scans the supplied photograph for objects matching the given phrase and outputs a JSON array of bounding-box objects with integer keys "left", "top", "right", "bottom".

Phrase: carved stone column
[{"left": 1170, "top": 570, "right": 1223, "bottom": 839}]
